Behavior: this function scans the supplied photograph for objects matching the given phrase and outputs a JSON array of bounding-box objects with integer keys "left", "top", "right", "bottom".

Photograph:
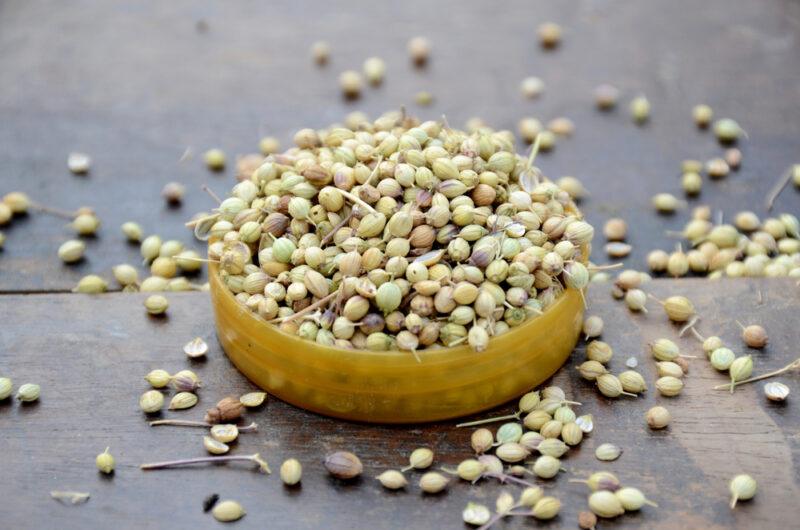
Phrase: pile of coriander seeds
[{"left": 197, "top": 110, "right": 595, "bottom": 354}]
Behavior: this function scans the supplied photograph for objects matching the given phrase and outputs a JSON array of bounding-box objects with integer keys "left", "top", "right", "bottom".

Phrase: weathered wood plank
[
  {"left": 0, "top": 279, "right": 798, "bottom": 528},
  {"left": 1, "top": 0, "right": 799, "bottom": 291}
]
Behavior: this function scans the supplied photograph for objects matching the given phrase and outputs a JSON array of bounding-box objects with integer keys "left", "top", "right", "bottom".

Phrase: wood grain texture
[
  {"left": 0, "top": 279, "right": 798, "bottom": 529},
  {"left": 1, "top": 0, "right": 799, "bottom": 291}
]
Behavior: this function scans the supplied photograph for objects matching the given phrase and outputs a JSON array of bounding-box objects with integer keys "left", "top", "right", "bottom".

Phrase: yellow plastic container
[{"left": 210, "top": 263, "right": 584, "bottom": 423}]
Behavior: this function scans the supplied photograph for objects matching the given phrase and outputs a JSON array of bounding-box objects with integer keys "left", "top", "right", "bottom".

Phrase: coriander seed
[
  {"left": 324, "top": 451, "right": 362, "bottom": 479},
  {"left": 112, "top": 264, "right": 139, "bottom": 286},
  {"left": 169, "top": 392, "right": 198, "bottom": 410},
  {"left": 419, "top": 471, "right": 449, "bottom": 493},
  {"left": 68, "top": 152, "right": 91, "bottom": 174},
  {"left": 144, "top": 294, "right": 169, "bottom": 315},
  {"left": 624, "top": 289, "right": 648, "bottom": 312},
  {"left": 520, "top": 76, "right": 545, "bottom": 99},
  {"left": 280, "top": 458, "right": 302, "bottom": 486},
  {"left": 139, "top": 390, "right": 164, "bottom": 413},
  {"left": 532, "top": 455, "right": 561, "bottom": 478},
  {"left": 603, "top": 218, "right": 627, "bottom": 241},
  {"left": 655, "top": 376, "right": 683, "bottom": 397},
  {"left": 16, "top": 383, "right": 40, "bottom": 402},
  {"left": 740, "top": 323, "right": 768, "bottom": 348},
  {"left": 652, "top": 193, "right": 681, "bottom": 213},
  {"left": 462, "top": 503, "right": 491, "bottom": 526},
  {"left": 692, "top": 104, "right": 713, "bottom": 127},
  {"left": 58, "top": 240, "right": 86, "bottom": 264},
  {"left": 407, "top": 36, "right": 431, "bottom": 66},
  {"left": 145, "top": 369, "right": 171, "bottom": 388},
  {"left": 710, "top": 347, "right": 735, "bottom": 370},
  {"left": 471, "top": 428, "right": 494, "bottom": 454},
  {"left": 311, "top": 41, "right": 330, "bottom": 65},
  {"left": 362, "top": 57, "right": 386, "bottom": 86},
  {"left": 376, "top": 470, "right": 407, "bottom": 490},
  {"left": 532, "top": 497, "right": 561, "bottom": 520},
  {"left": 630, "top": 96, "right": 650, "bottom": 124},
  {"left": 578, "top": 511, "right": 598, "bottom": 529},
  {"left": 537, "top": 22, "right": 562, "bottom": 48},
  {"left": 71, "top": 213, "right": 100, "bottom": 236},
  {"left": 239, "top": 391, "right": 267, "bottom": 407},
  {"left": 203, "top": 436, "right": 230, "bottom": 455},
  {"left": 618, "top": 370, "right": 647, "bottom": 393},
  {"left": 595, "top": 443, "right": 622, "bottom": 461},
  {"left": 204, "top": 148, "right": 226, "bottom": 171},
  {"left": 403, "top": 447, "right": 433, "bottom": 471},
  {"left": 95, "top": 447, "right": 115, "bottom": 474},
  {"left": 729, "top": 474, "right": 757, "bottom": 508},
  {"left": 0, "top": 377, "right": 12, "bottom": 400},
  {"left": 594, "top": 84, "right": 619, "bottom": 110},
  {"left": 212, "top": 500, "right": 245, "bottom": 522},
  {"left": 161, "top": 182, "right": 185, "bottom": 204},
  {"left": 583, "top": 315, "right": 604, "bottom": 338},
  {"left": 714, "top": 118, "right": 743, "bottom": 143},
  {"left": 589, "top": 490, "right": 625, "bottom": 518},
  {"left": 615, "top": 487, "right": 657, "bottom": 510},
  {"left": 646, "top": 406, "right": 671, "bottom": 429}
]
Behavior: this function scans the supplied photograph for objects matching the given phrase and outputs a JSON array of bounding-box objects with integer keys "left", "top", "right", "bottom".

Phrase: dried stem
[
  {"left": 689, "top": 326, "right": 706, "bottom": 343},
  {"left": 362, "top": 155, "right": 384, "bottom": 187},
  {"left": 713, "top": 357, "right": 800, "bottom": 391},
  {"left": 484, "top": 471, "right": 539, "bottom": 489},
  {"left": 588, "top": 263, "right": 623, "bottom": 271},
  {"left": 269, "top": 289, "right": 340, "bottom": 324},
  {"left": 30, "top": 202, "right": 77, "bottom": 220},
  {"left": 141, "top": 453, "right": 270, "bottom": 473},
  {"left": 765, "top": 166, "right": 793, "bottom": 211},
  {"left": 679, "top": 316, "right": 699, "bottom": 338},
  {"left": 185, "top": 212, "right": 220, "bottom": 228},
  {"left": 337, "top": 189, "right": 378, "bottom": 215},
  {"left": 320, "top": 210, "right": 355, "bottom": 246},
  {"left": 202, "top": 185, "right": 222, "bottom": 204},
  {"left": 456, "top": 412, "right": 521, "bottom": 428},
  {"left": 149, "top": 420, "right": 258, "bottom": 432}
]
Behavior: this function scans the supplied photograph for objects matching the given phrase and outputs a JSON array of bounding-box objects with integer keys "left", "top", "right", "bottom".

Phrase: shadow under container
[{"left": 210, "top": 262, "right": 584, "bottom": 423}]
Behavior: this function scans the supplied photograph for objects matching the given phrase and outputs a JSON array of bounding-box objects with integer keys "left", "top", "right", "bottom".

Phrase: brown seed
[
  {"left": 324, "top": 451, "right": 363, "bottom": 479},
  {"left": 646, "top": 406, "right": 671, "bottom": 429},
  {"left": 578, "top": 510, "right": 598, "bottom": 529},
  {"left": 741, "top": 324, "right": 768, "bottom": 349},
  {"left": 204, "top": 397, "right": 244, "bottom": 424}
]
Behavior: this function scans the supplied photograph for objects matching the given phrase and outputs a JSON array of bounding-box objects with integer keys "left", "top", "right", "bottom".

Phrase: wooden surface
[
  {"left": 1, "top": 1, "right": 799, "bottom": 528},
  {"left": 1, "top": 0, "right": 800, "bottom": 290},
  {"left": 1, "top": 279, "right": 799, "bottom": 529}
]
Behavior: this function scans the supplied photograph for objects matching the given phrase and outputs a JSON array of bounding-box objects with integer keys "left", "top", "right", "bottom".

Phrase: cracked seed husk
[
  {"left": 239, "top": 392, "right": 267, "bottom": 407},
  {"left": 183, "top": 337, "right": 208, "bottom": 358},
  {"left": 203, "top": 436, "right": 230, "bottom": 455}
]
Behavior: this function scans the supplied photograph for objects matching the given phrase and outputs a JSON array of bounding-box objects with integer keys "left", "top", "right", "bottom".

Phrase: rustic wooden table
[{"left": 1, "top": 0, "right": 799, "bottom": 528}]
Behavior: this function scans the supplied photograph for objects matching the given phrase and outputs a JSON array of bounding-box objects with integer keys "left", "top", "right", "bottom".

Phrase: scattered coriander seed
[
  {"left": 682, "top": 171, "right": 702, "bottom": 195},
  {"left": 258, "top": 136, "right": 280, "bottom": 155},
  {"left": 140, "top": 235, "right": 162, "bottom": 262},
  {"left": 496, "top": 422, "right": 523, "bottom": 444},
  {"left": 239, "top": 391, "right": 267, "bottom": 408},
  {"left": 692, "top": 104, "right": 713, "bottom": 127},
  {"left": 462, "top": 502, "right": 491, "bottom": 526},
  {"left": 578, "top": 361, "right": 608, "bottom": 382},
  {"left": 73, "top": 274, "right": 108, "bottom": 294},
  {"left": 171, "top": 369, "right": 200, "bottom": 392},
  {"left": 517, "top": 117, "right": 542, "bottom": 143},
  {"left": 161, "top": 182, "right": 185, "bottom": 204},
  {"left": 647, "top": 250, "right": 669, "bottom": 272},
  {"left": 603, "top": 218, "right": 627, "bottom": 241},
  {"left": 740, "top": 323, "right": 768, "bottom": 348},
  {"left": 403, "top": 447, "right": 433, "bottom": 471},
  {"left": 211, "top": 500, "right": 245, "bottom": 522},
  {"left": 0, "top": 377, "right": 12, "bottom": 400},
  {"left": 0, "top": 204, "right": 10, "bottom": 225},
  {"left": 606, "top": 242, "right": 632, "bottom": 258},
  {"left": 595, "top": 443, "right": 622, "bottom": 461},
  {"left": 183, "top": 337, "right": 208, "bottom": 359},
  {"left": 376, "top": 470, "right": 407, "bottom": 490},
  {"left": 615, "top": 487, "right": 657, "bottom": 510},
  {"left": 3, "top": 191, "right": 30, "bottom": 213},
  {"left": 630, "top": 96, "right": 650, "bottom": 124},
  {"left": 706, "top": 157, "right": 730, "bottom": 179},
  {"left": 652, "top": 193, "right": 681, "bottom": 213},
  {"left": 646, "top": 406, "right": 671, "bottom": 429},
  {"left": 203, "top": 436, "right": 230, "bottom": 455},
  {"left": 587, "top": 340, "right": 613, "bottom": 364},
  {"left": 596, "top": 374, "right": 635, "bottom": 398},
  {"left": 667, "top": 248, "right": 689, "bottom": 277},
  {"left": 537, "top": 438, "right": 569, "bottom": 457},
  {"left": 548, "top": 117, "right": 575, "bottom": 137},
  {"left": 533, "top": 455, "right": 561, "bottom": 479},
  {"left": 729, "top": 355, "right": 754, "bottom": 390},
  {"left": 618, "top": 370, "right": 647, "bottom": 393},
  {"left": 324, "top": 451, "right": 363, "bottom": 479},
  {"left": 120, "top": 221, "right": 143, "bottom": 243},
  {"left": 624, "top": 289, "right": 648, "bottom": 312},
  {"left": 714, "top": 118, "right": 743, "bottom": 143},
  {"left": 112, "top": 264, "right": 139, "bottom": 286},
  {"left": 204, "top": 149, "right": 226, "bottom": 171},
  {"left": 661, "top": 295, "right": 695, "bottom": 322},
  {"left": 72, "top": 212, "right": 100, "bottom": 236},
  {"left": 537, "top": 22, "right": 562, "bottom": 48},
  {"left": 144, "top": 294, "right": 169, "bottom": 315},
  {"left": 589, "top": 490, "right": 625, "bottom": 518},
  {"left": 58, "top": 239, "right": 86, "bottom": 264},
  {"left": 169, "top": 392, "right": 198, "bottom": 410},
  {"left": 419, "top": 471, "right": 449, "bottom": 493},
  {"left": 764, "top": 381, "right": 789, "bottom": 402},
  {"left": 362, "top": 57, "right": 386, "bottom": 86},
  {"left": 656, "top": 361, "right": 684, "bottom": 378},
  {"left": 594, "top": 84, "right": 619, "bottom": 110},
  {"left": 471, "top": 428, "right": 494, "bottom": 454},
  {"left": 583, "top": 315, "right": 604, "bottom": 338},
  {"left": 205, "top": 397, "right": 243, "bottom": 424},
  {"left": 496, "top": 443, "right": 530, "bottom": 463},
  {"left": 532, "top": 497, "right": 561, "bottom": 520},
  {"left": 96, "top": 447, "right": 115, "bottom": 474},
  {"left": 655, "top": 376, "right": 684, "bottom": 397},
  {"left": 556, "top": 176, "right": 586, "bottom": 199},
  {"left": 280, "top": 458, "right": 302, "bottom": 486},
  {"left": 455, "top": 458, "right": 484, "bottom": 480},
  {"left": 519, "top": 486, "right": 544, "bottom": 507},
  {"left": 414, "top": 91, "right": 433, "bottom": 106},
  {"left": 210, "top": 424, "right": 239, "bottom": 444},
  {"left": 139, "top": 390, "right": 164, "bottom": 413},
  {"left": 0, "top": 231, "right": 5, "bottom": 248},
  {"left": 579, "top": 511, "right": 598, "bottom": 529},
  {"left": 68, "top": 152, "right": 91, "bottom": 174},
  {"left": 561, "top": 422, "right": 584, "bottom": 446},
  {"left": 144, "top": 369, "right": 171, "bottom": 388},
  {"left": 311, "top": 41, "right": 330, "bottom": 65},
  {"left": 16, "top": 383, "right": 40, "bottom": 402},
  {"left": 729, "top": 474, "right": 757, "bottom": 508},
  {"left": 537, "top": 130, "right": 556, "bottom": 151},
  {"left": 710, "top": 347, "right": 735, "bottom": 371},
  {"left": 520, "top": 76, "right": 545, "bottom": 99},
  {"left": 408, "top": 36, "right": 431, "bottom": 66},
  {"left": 725, "top": 147, "right": 742, "bottom": 169},
  {"left": 651, "top": 338, "right": 680, "bottom": 361}
]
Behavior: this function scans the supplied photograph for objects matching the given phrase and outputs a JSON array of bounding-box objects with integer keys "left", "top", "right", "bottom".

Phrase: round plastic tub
[{"left": 210, "top": 263, "right": 584, "bottom": 423}]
